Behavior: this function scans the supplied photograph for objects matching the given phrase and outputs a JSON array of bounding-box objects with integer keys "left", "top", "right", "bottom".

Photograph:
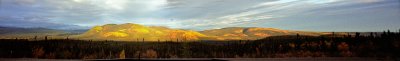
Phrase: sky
[{"left": 0, "top": 0, "right": 399, "bottom": 32}]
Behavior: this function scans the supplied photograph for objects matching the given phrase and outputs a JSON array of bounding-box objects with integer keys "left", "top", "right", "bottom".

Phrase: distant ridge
[{"left": 0, "top": 26, "right": 68, "bottom": 39}]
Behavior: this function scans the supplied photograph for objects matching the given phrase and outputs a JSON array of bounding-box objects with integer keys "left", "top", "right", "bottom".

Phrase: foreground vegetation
[{"left": 0, "top": 31, "right": 399, "bottom": 59}]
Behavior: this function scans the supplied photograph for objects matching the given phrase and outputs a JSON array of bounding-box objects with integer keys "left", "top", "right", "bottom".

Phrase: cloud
[{"left": 0, "top": 0, "right": 397, "bottom": 31}]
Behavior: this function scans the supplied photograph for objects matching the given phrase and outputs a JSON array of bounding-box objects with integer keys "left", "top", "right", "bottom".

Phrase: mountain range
[
  {"left": 0, "top": 26, "right": 65, "bottom": 39},
  {"left": 74, "top": 23, "right": 326, "bottom": 41},
  {"left": 1, "top": 23, "right": 343, "bottom": 41},
  {"left": 0, "top": 26, "right": 85, "bottom": 39}
]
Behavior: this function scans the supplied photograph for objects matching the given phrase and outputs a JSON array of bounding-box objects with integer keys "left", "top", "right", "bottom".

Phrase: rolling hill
[
  {"left": 76, "top": 23, "right": 325, "bottom": 41},
  {"left": 77, "top": 23, "right": 208, "bottom": 41},
  {"left": 200, "top": 27, "right": 324, "bottom": 40}
]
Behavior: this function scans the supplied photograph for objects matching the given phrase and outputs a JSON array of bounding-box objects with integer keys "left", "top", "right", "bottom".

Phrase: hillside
[
  {"left": 77, "top": 23, "right": 325, "bottom": 41},
  {"left": 200, "top": 27, "right": 324, "bottom": 40},
  {"left": 77, "top": 23, "right": 208, "bottom": 41}
]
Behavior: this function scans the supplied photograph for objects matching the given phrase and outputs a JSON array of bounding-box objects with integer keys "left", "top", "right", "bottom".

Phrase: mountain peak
[{"left": 78, "top": 23, "right": 208, "bottom": 41}]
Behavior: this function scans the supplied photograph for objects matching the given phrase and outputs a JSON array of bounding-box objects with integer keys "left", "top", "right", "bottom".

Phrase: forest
[{"left": 0, "top": 30, "right": 399, "bottom": 59}]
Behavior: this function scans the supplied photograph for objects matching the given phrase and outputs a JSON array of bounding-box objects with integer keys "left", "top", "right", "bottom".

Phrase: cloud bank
[{"left": 0, "top": 0, "right": 398, "bottom": 31}]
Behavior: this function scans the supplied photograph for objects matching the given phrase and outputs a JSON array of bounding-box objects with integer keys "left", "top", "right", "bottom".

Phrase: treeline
[{"left": 0, "top": 31, "right": 399, "bottom": 59}]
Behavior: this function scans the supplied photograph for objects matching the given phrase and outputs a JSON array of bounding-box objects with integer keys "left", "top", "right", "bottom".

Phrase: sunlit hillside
[
  {"left": 200, "top": 27, "right": 324, "bottom": 40},
  {"left": 75, "top": 23, "right": 326, "bottom": 41},
  {"left": 77, "top": 23, "right": 208, "bottom": 41}
]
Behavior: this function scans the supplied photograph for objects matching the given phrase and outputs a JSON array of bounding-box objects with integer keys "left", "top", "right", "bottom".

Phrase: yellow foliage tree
[
  {"left": 119, "top": 50, "right": 126, "bottom": 59},
  {"left": 141, "top": 49, "right": 158, "bottom": 58}
]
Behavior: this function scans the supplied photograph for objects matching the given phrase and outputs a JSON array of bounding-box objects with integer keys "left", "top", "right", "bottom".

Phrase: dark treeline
[{"left": 0, "top": 31, "right": 400, "bottom": 59}]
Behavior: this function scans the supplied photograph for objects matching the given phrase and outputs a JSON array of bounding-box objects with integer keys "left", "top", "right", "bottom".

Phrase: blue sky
[{"left": 0, "top": 0, "right": 399, "bottom": 32}]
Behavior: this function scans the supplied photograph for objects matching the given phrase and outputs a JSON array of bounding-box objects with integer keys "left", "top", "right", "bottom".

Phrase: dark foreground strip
[{"left": 87, "top": 59, "right": 228, "bottom": 61}]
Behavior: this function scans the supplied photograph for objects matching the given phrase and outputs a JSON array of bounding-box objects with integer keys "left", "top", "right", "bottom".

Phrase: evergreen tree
[
  {"left": 347, "top": 33, "right": 351, "bottom": 38},
  {"left": 382, "top": 30, "right": 387, "bottom": 37},
  {"left": 34, "top": 36, "right": 37, "bottom": 41},
  {"left": 355, "top": 32, "right": 360, "bottom": 38},
  {"left": 387, "top": 29, "right": 391, "bottom": 36},
  {"left": 45, "top": 36, "right": 48, "bottom": 41},
  {"left": 66, "top": 36, "right": 69, "bottom": 40},
  {"left": 296, "top": 33, "right": 299, "bottom": 40},
  {"left": 369, "top": 32, "right": 374, "bottom": 37}
]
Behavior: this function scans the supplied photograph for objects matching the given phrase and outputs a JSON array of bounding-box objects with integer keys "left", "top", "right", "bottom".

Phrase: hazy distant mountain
[
  {"left": 0, "top": 26, "right": 70, "bottom": 39},
  {"left": 199, "top": 27, "right": 324, "bottom": 40},
  {"left": 77, "top": 23, "right": 326, "bottom": 41},
  {"left": 77, "top": 23, "right": 208, "bottom": 41}
]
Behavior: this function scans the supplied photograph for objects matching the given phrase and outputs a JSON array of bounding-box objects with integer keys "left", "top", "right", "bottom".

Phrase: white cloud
[
  {"left": 357, "top": 0, "right": 380, "bottom": 3},
  {"left": 103, "top": 0, "right": 128, "bottom": 10},
  {"left": 181, "top": 15, "right": 274, "bottom": 29},
  {"left": 253, "top": 0, "right": 298, "bottom": 8},
  {"left": 72, "top": 0, "right": 83, "bottom": 3},
  {"left": 307, "top": 0, "right": 342, "bottom": 4}
]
